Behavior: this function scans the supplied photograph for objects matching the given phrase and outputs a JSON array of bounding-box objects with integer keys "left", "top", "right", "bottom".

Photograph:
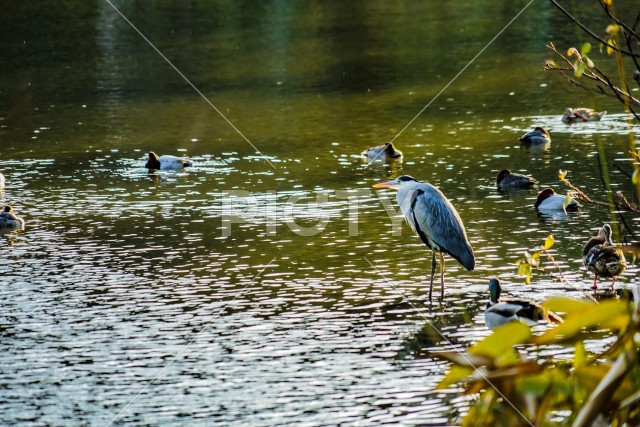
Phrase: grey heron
[
  {"left": 496, "top": 169, "right": 538, "bottom": 190},
  {"left": 145, "top": 152, "right": 193, "bottom": 170},
  {"left": 519, "top": 127, "right": 551, "bottom": 145},
  {"left": 484, "top": 278, "right": 563, "bottom": 330},
  {"left": 582, "top": 224, "right": 627, "bottom": 290},
  {"left": 362, "top": 143, "right": 403, "bottom": 161},
  {"left": 373, "top": 175, "right": 475, "bottom": 300}
]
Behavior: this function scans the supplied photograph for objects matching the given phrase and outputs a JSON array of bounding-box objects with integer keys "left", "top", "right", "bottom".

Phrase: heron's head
[
  {"left": 488, "top": 278, "right": 501, "bottom": 302},
  {"left": 372, "top": 175, "right": 417, "bottom": 190}
]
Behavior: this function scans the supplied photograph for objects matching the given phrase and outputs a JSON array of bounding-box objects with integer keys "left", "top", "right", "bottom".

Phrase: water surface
[{"left": 1, "top": 1, "right": 638, "bottom": 425}]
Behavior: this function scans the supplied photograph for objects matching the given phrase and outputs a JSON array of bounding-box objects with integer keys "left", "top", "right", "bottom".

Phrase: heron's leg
[
  {"left": 611, "top": 277, "right": 617, "bottom": 290},
  {"left": 440, "top": 252, "right": 445, "bottom": 299},
  {"left": 429, "top": 251, "right": 436, "bottom": 301},
  {"left": 592, "top": 276, "right": 598, "bottom": 290}
]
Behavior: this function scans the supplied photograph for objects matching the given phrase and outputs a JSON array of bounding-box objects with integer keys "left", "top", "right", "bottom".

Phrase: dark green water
[{"left": 1, "top": 1, "right": 638, "bottom": 425}]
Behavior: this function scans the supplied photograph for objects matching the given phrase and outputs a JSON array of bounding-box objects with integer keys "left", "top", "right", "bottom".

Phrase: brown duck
[{"left": 582, "top": 224, "right": 626, "bottom": 289}]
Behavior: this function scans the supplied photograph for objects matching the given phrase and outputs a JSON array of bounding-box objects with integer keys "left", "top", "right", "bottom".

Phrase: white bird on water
[
  {"left": 145, "top": 151, "right": 193, "bottom": 170},
  {"left": 484, "top": 278, "right": 563, "bottom": 330},
  {"left": 373, "top": 175, "right": 475, "bottom": 300},
  {"left": 361, "top": 142, "right": 403, "bottom": 161}
]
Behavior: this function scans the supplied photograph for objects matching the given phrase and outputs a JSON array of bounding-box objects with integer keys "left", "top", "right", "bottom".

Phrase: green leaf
[
  {"left": 516, "top": 373, "right": 551, "bottom": 397},
  {"left": 574, "top": 62, "right": 584, "bottom": 78},
  {"left": 470, "top": 322, "right": 531, "bottom": 359},
  {"left": 580, "top": 42, "right": 591, "bottom": 56},
  {"left": 562, "top": 193, "right": 572, "bottom": 209},
  {"left": 632, "top": 169, "right": 638, "bottom": 185},
  {"left": 544, "top": 235, "right": 555, "bottom": 250}
]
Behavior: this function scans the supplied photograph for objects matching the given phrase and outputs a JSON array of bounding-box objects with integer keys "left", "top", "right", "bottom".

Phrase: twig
[
  {"left": 545, "top": 43, "right": 640, "bottom": 108},
  {"left": 549, "top": 0, "right": 640, "bottom": 58}
]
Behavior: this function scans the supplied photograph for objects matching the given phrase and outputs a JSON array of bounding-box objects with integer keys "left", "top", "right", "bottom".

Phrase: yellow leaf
[
  {"left": 562, "top": 193, "right": 572, "bottom": 209},
  {"left": 606, "top": 38, "right": 616, "bottom": 56},
  {"left": 532, "top": 300, "right": 631, "bottom": 345},
  {"left": 574, "top": 341, "right": 588, "bottom": 368},
  {"left": 632, "top": 169, "right": 638, "bottom": 185},
  {"left": 518, "top": 262, "right": 531, "bottom": 278},
  {"left": 602, "top": 0, "right": 612, "bottom": 5},
  {"left": 606, "top": 24, "right": 620, "bottom": 35},
  {"left": 544, "top": 235, "right": 555, "bottom": 250},
  {"left": 558, "top": 169, "right": 567, "bottom": 180},
  {"left": 470, "top": 322, "right": 531, "bottom": 359},
  {"left": 567, "top": 47, "right": 578, "bottom": 57},
  {"left": 543, "top": 297, "right": 594, "bottom": 316},
  {"left": 436, "top": 365, "right": 473, "bottom": 389}
]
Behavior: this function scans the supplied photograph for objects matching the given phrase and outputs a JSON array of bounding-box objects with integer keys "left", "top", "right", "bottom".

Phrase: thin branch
[
  {"left": 545, "top": 43, "right": 640, "bottom": 108},
  {"left": 549, "top": 0, "right": 640, "bottom": 58},
  {"left": 598, "top": 0, "right": 640, "bottom": 41}
]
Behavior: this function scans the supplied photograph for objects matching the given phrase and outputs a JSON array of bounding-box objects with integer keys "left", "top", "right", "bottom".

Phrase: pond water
[{"left": 1, "top": 1, "right": 639, "bottom": 425}]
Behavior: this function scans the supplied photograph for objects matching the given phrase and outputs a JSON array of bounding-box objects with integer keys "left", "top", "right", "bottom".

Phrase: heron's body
[
  {"left": 562, "top": 108, "right": 606, "bottom": 124},
  {"left": 0, "top": 205, "right": 24, "bottom": 229},
  {"left": 519, "top": 127, "right": 551, "bottom": 145},
  {"left": 362, "top": 143, "right": 402, "bottom": 161},
  {"left": 484, "top": 278, "right": 562, "bottom": 330},
  {"left": 145, "top": 152, "right": 193, "bottom": 170},
  {"left": 496, "top": 169, "right": 538, "bottom": 190},
  {"left": 534, "top": 188, "right": 580, "bottom": 212},
  {"left": 373, "top": 175, "right": 474, "bottom": 300},
  {"left": 583, "top": 224, "right": 626, "bottom": 289}
]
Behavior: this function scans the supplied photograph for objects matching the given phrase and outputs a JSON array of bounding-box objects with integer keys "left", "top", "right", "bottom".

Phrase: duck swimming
[
  {"left": 145, "top": 152, "right": 193, "bottom": 170},
  {"left": 0, "top": 205, "right": 25, "bottom": 229},
  {"left": 496, "top": 169, "right": 538, "bottom": 190},
  {"left": 582, "top": 224, "right": 627, "bottom": 290},
  {"left": 361, "top": 143, "right": 403, "bottom": 161},
  {"left": 534, "top": 188, "right": 580, "bottom": 212},
  {"left": 562, "top": 108, "right": 606, "bottom": 124},
  {"left": 484, "top": 278, "right": 563, "bottom": 330},
  {"left": 519, "top": 127, "right": 551, "bottom": 145}
]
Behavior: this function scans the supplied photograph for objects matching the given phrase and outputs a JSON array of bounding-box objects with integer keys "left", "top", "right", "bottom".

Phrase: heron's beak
[{"left": 372, "top": 180, "right": 399, "bottom": 190}]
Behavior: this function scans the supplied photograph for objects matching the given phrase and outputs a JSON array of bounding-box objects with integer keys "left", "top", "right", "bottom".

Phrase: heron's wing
[{"left": 406, "top": 185, "right": 475, "bottom": 271}]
